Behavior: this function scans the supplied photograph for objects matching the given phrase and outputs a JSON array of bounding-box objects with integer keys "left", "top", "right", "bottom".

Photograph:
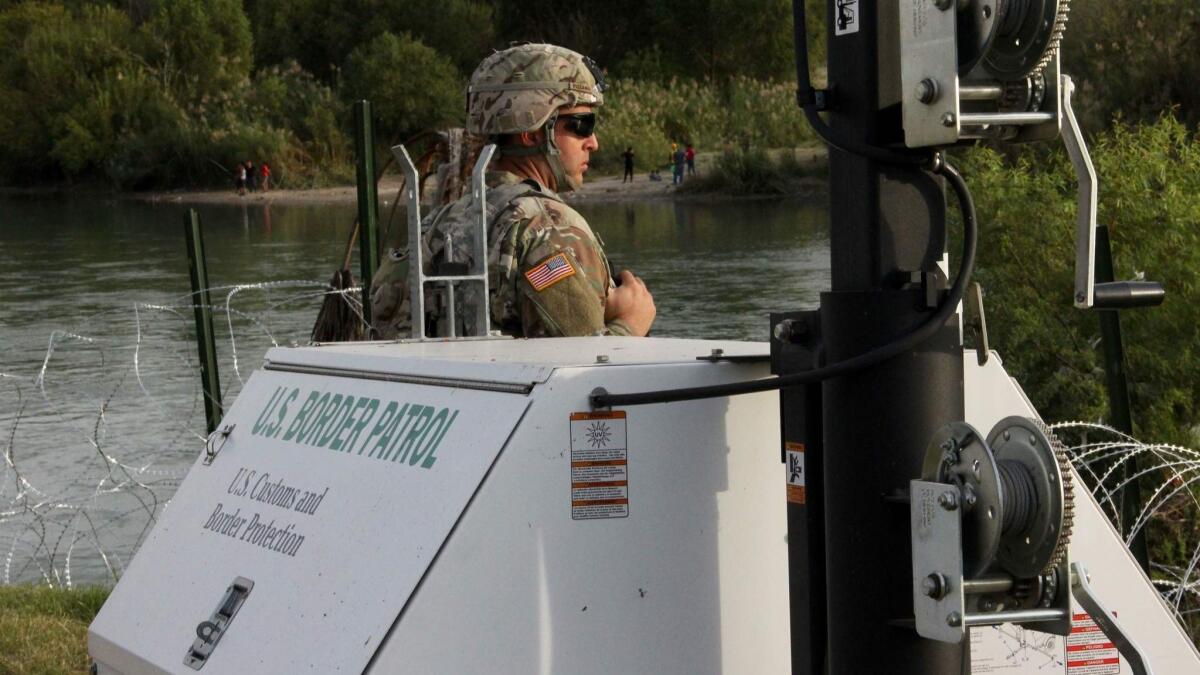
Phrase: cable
[
  {"left": 590, "top": 156, "right": 977, "bottom": 409},
  {"left": 792, "top": 0, "right": 931, "bottom": 166}
]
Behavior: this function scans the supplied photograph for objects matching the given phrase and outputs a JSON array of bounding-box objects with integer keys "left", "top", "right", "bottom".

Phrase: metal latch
[
  {"left": 184, "top": 576, "right": 254, "bottom": 670},
  {"left": 203, "top": 423, "right": 235, "bottom": 466}
]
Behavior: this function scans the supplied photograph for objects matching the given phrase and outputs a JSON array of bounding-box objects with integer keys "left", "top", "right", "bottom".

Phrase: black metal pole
[
  {"left": 354, "top": 100, "right": 380, "bottom": 328},
  {"left": 1094, "top": 223, "right": 1150, "bottom": 572},
  {"left": 814, "top": 2, "right": 964, "bottom": 671},
  {"left": 184, "top": 210, "right": 223, "bottom": 435},
  {"left": 771, "top": 311, "right": 826, "bottom": 675}
]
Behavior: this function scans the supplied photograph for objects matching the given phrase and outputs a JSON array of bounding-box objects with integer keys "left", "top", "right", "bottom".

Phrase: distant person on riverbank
[
  {"left": 672, "top": 146, "right": 685, "bottom": 184},
  {"left": 685, "top": 143, "right": 696, "bottom": 175},
  {"left": 649, "top": 168, "right": 662, "bottom": 181},
  {"left": 260, "top": 162, "right": 271, "bottom": 191},
  {"left": 246, "top": 161, "right": 258, "bottom": 192},
  {"left": 622, "top": 147, "right": 635, "bottom": 183},
  {"left": 369, "top": 43, "right": 655, "bottom": 340},
  {"left": 234, "top": 163, "right": 246, "bottom": 196}
]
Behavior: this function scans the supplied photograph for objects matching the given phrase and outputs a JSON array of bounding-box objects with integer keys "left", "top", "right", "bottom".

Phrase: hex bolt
[
  {"left": 916, "top": 78, "right": 940, "bottom": 104},
  {"left": 773, "top": 319, "right": 809, "bottom": 343},
  {"left": 972, "top": 458, "right": 982, "bottom": 479},
  {"left": 946, "top": 611, "right": 962, "bottom": 627},
  {"left": 980, "top": 598, "right": 997, "bottom": 612},
  {"left": 772, "top": 321, "right": 788, "bottom": 341},
  {"left": 938, "top": 491, "right": 959, "bottom": 511},
  {"left": 922, "top": 573, "right": 948, "bottom": 600},
  {"left": 1076, "top": 292, "right": 1087, "bottom": 304},
  {"left": 595, "top": 355, "right": 610, "bottom": 364},
  {"left": 941, "top": 112, "right": 957, "bottom": 127}
]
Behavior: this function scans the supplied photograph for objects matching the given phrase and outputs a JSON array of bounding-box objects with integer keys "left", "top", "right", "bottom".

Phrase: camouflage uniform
[
  {"left": 371, "top": 43, "right": 632, "bottom": 339},
  {"left": 370, "top": 170, "right": 632, "bottom": 339}
]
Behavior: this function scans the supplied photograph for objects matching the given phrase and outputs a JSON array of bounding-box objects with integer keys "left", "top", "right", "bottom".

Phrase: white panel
[
  {"left": 265, "top": 336, "right": 768, "bottom": 386},
  {"left": 370, "top": 359, "right": 789, "bottom": 674},
  {"left": 89, "top": 369, "right": 529, "bottom": 674}
]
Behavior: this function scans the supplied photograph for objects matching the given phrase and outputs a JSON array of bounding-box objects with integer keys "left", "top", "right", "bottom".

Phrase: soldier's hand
[{"left": 605, "top": 270, "right": 656, "bottom": 336}]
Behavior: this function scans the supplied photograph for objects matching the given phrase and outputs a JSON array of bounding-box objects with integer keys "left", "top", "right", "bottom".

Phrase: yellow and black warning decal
[
  {"left": 785, "top": 442, "right": 806, "bottom": 504},
  {"left": 524, "top": 252, "right": 577, "bottom": 292},
  {"left": 569, "top": 410, "right": 628, "bottom": 520}
]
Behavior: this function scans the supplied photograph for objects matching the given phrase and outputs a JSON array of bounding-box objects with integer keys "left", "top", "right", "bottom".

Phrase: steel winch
[{"left": 910, "top": 416, "right": 1152, "bottom": 673}]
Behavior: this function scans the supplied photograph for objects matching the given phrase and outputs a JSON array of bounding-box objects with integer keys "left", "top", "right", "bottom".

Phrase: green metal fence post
[
  {"left": 184, "top": 209, "right": 223, "bottom": 435},
  {"left": 354, "top": 100, "right": 380, "bottom": 329},
  {"left": 1095, "top": 222, "right": 1150, "bottom": 572}
]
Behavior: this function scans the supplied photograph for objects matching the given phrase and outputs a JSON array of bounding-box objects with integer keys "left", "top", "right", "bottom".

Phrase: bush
[
  {"left": 679, "top": 148, "right": 824, "bottom": 196},
  {"left": 340, "top": 32, "right": 463, "bottom": 146},
  {"left": 958, "top": 115, "right": 1200, "bottom": 445},
  {"left": 1062, "top": 2, "right": 1200, "bottom": 130}
]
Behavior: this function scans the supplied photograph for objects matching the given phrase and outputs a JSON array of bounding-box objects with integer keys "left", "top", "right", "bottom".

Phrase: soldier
[{"left": 370, "top": 43, "right": 655, "bottom": 339}]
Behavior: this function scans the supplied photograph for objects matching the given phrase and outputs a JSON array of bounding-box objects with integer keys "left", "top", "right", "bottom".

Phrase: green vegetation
[
  {"left": 596, "top": 77, "right": 816, "bottom": 176},
  {"left": 0, "top": 585, "right": 109, "bottom": 674},
  {"left": 679, "top": 148, "right": 825, "bottom": 196},
  {"left": 0, "top": 0, "right": 808, "bottom": 191},
  {"left": 958, "top": 116, "right": 1200, "bottom": 446},
  {"left": 1062, "top": 2, "right": 1200, "bottom": 131}
]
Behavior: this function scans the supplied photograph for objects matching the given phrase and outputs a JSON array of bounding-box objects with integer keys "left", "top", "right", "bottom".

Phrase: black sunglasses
[{"left": 559, "top": 112, "right": 597, "bottom": 138}]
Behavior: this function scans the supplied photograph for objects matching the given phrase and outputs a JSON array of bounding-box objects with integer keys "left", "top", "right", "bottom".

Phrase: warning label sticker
[
  {"left": 570, "top": 411, "right": 628, "bottom": 520},
  {"left": 785, "top": 442, "right": 806, "bottom": 505},
  {"left": 969, "top": 624, "right": 1065, "bottom": 672},
  {"left": 1067, "top": 612, "right": 1120, "bottom": 674},
  {"left": 834, "top": 0, "right": 859, "bottom": 36}
]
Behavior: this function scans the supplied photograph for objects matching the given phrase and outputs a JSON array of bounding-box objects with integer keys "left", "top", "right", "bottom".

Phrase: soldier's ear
[{"left": 516, "top": 129, "right": 542, "bottom": 147}]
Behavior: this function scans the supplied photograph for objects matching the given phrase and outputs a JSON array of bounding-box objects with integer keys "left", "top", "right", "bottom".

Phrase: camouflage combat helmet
[{"left": 466, "top": 43, "right": 605, "bottom": 192}]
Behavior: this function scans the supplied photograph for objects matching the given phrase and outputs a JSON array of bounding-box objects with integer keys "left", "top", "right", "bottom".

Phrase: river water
[{"left": 0, "top": 193, "right": 829, "bottom": 586}]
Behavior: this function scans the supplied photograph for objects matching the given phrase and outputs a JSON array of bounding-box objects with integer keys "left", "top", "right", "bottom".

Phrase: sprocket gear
[
  {"left": 1033, "top": 418, "right": 1075, "bottom": 571},
  {"left": 1033, "top": 0, "right": 1071, "bottom": 76}
]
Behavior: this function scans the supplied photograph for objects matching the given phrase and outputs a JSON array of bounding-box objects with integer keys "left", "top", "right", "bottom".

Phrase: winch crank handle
[
  {"left": 1070, "top": 562, "right": 1154, "bottom": 675},
  {"left": 1061, "top": 76, "right": 1165, "bottom": 310}
]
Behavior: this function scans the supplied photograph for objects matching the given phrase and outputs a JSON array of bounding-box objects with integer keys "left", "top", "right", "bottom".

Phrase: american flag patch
[{"left": 524, "top": 252, "right": 576, "bottom": 291}]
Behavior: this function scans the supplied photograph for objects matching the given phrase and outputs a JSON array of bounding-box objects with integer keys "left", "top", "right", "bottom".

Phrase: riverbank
[{"left": 108, "top": 147, "right": 828, "bottom": 207}]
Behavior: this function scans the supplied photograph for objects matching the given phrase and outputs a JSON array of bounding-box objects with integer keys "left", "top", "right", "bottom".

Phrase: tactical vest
[{"left": 371, "top": 177, "right": 563, "bottom": 339}]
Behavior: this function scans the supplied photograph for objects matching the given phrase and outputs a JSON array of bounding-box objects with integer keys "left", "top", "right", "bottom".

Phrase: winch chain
[
  {"left": 1034, "top": 418, "right": 1075, "bottom": 571},
  {"left": 1033, "top": 0, "right": 1072, "bottom": 77}
]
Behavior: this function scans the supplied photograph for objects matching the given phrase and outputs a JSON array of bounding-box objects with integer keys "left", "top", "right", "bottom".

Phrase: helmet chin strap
[
  {"left": 497, "top": 112, "right": 578, "bottom": 193},
  {"left": 539, "top": 112, "right": 579, "bottom": 193}
]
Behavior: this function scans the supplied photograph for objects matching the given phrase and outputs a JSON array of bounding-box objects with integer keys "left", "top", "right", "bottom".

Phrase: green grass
[{"left": 0, "top": 586, "right": 109, "bottom": 675}]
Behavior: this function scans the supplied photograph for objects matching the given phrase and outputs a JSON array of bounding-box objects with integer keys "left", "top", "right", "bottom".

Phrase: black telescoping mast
[{"left": 778, "top": 2, "right": 964, "bottom": 672}]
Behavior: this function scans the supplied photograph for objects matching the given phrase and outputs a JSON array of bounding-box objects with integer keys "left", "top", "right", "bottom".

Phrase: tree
[
  {"left": 245, "top": 0, "right": 495, "bottom": 81},
  {"left": 140, "top": 0, "right": 253, "bottom": 105},
  {"left": 1061, "top": 2, "right": 1200, "bottom": 130},
  {"left": 0, "top": 2, "right": 147, "bottom": 183},
  {"left": 340, "top": 32, "right": 463, "bottom": 143}
]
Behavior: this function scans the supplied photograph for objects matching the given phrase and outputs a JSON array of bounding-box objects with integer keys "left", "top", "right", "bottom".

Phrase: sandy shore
[{"left": 89, "top": 147, "right": 829, "bottom": 208}]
